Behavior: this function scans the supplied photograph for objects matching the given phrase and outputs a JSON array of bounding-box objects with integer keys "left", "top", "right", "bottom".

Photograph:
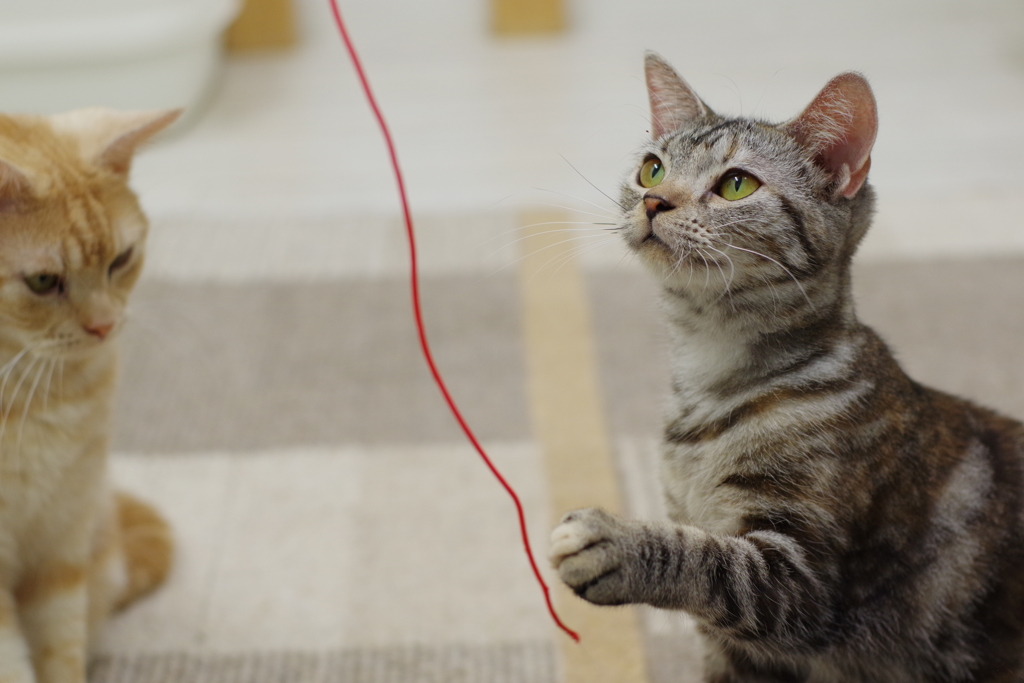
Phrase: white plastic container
[{"left": 0, "top": 0, "right": 240, "bottom": 116}]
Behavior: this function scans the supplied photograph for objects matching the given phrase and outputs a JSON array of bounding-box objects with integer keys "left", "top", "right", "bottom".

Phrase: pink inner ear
[
  {"left": 99, "top": 109, "right": 182, "bottom": 176},
  {"left": 784, "top": 73, "right": 878, "bottom": 198},
  {"left": 645, "top": 53, "right": 708, "bottom": 139},
  {"left": 0, "top": 160, "right": 30, "bottom": 211}
]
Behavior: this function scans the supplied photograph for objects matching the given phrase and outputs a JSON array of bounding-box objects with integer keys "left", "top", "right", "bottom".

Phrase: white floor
[
  {"left": 124, "top": 0, "right": 1024, "bottom": 281},
  {"left": 101, "top": 442, "right": 553, "bottom": 653}
]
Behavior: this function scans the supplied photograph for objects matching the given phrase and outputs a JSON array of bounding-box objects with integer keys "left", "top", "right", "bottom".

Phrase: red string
[{"left": 327, "top": 0, "right": 579, "bottom": 643}]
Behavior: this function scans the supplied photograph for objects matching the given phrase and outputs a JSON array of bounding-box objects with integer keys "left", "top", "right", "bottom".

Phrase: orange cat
[{"left": 0, "top": 108, "right": 178, "bottom": 682}]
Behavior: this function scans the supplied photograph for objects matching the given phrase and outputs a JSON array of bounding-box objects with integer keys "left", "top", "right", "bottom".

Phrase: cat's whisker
[
  {"left": 16, "top": 359, "right": 50, "bottom": 451},
  {"left": 662, "top": 247, "right": 690, "bottom": 285},
  {"left": 660, "top": 244, "right": 697, "bottom": 288},
  {"left": 517, "top": 201, "right": 619, "bottom": 222},
  {"left": 613, "top": 246, "right": 639, "bottom": 272},
  {"left": 558, "top": 154, "right": 626, "bottom": 211},
  {"left": 9, "top": 355, "right": 41, "bottom": 412},
  {"left": 682, "top": 248, "right": 699, "bottom": 289},
  {"left": 617, "top": 102, "right": 653, "bottom": 127},
  {"left": 707, "top": 218, "right": 755, "bottom": 232},
  {"left": 488, "top": 226, "right": 620, "bottom": 260},
  {"left": 0, "top": 344, "right": 34, "bottom": 380},
  {"left": 544, "top": 235, "right": 623, "bottom": 280},
  {"left": 0, "top": 354, "right": 42, "bottom": 446},
  {"left": 695, "top": 249, "right": 712, "bottom": 294},
  {"left": 489, "top": 224, "right": 618, "bottom": 249},
  {"left": 493, "top": 221, "right": 619, "bottom": 242},
  {"left": 57, "top": 359, "right": 65, "bottom": 403},
  {"left": 490, "top": 193, "right": 519, "bottom": 208},
  {"left": 704, "top": 245, "right": 737, "bottom": 311},
  {"left": 528, "top": 235, "right": 621, "bottom": 284},
  {"left": 712, "top": 73, "right": 744, "bottom": 116},
  {"left": 528, "top": 235, "right": 625, "bottom": 285},
  {"left": 719, "top": 241, "right": 814, "bottom": 310},
  {"left": 488, "top": 232, "right": 614, "bottom": 277},
  {"left": 755, "top": 270, "right": 782, "bottom": 317},
  {"left": 752, "top": 68, "right": 786, "bottom": 119},
  {"left": 528, "top": 188, "right": 621, "bottom": 218},
  {"left": 41, "top": 357, "right": 57, "bottom": 412},
  {"left": 0, "top": 344, "right": 37, "bottom": 416}
]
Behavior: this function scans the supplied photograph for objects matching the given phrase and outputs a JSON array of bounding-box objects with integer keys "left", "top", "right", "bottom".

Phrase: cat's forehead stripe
[
  {"left": 60, "top": 191, "right": 117, "bottom": 269},
  {"left": 687, "top": 120, "right": 738, "bottom": 147},
  {"left": 662, "top": 127, "right": 746, "bottom": 178}
]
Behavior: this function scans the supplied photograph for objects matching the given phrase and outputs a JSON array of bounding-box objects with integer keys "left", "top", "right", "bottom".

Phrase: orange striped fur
[{"left": 0, "top": 108, "right": 179, "bottom": 683}]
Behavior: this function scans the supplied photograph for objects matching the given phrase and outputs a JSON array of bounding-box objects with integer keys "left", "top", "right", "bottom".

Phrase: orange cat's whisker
[
  {"left": 0, "top": 354, "right": 42, "bottom": 447},
  {"left": 16, "top": 359, "right": 50, "bottom": 451},
  {"left": 0, "top": 344, "right": 35, "bottom": 414},
  {"left": 41, "top": 359, "right": 57, "bottom": 413}
]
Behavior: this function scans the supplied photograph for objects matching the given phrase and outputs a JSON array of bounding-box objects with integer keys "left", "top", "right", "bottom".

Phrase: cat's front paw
[{"left": 549, "top": 508, "right": 638, "bottom": 606}]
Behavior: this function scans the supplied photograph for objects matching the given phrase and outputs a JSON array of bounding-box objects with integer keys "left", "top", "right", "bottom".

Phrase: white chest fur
[
  {"left": 0, "top": 354, "right": 114, "bottom": 575},
  {"left": 659, "top": 308, "right": 771, "bottom": 536},
  {"left": 661, "top": 441, "right": 750, "bottom": 536}
]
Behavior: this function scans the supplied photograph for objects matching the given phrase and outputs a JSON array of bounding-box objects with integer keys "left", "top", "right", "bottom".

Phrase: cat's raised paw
[{"left": 549, "top": 508, "right": 636, "bottom": 606}]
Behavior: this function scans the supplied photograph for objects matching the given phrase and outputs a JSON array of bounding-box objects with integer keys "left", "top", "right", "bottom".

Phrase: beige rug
[{"left": 96, "top": 210, "right": 1024, "bottom": 682}]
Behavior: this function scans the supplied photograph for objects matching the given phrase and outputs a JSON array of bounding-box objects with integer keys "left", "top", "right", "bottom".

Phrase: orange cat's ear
[
  {"left": 645, "top": 52, "right": 712, "bottom": 140},
  {"left": 0, "top": 159, "right": 31, "bottom": 210},
  {"left": 781, "top": 73, "right": 877, "bottom": 199},
  {"left": 49, "top": 108, "right": 183, "bottom": 176}
]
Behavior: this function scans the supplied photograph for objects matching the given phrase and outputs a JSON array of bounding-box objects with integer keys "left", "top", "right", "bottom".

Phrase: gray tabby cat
[{"left": 549, "top": 53, "right": 1024, "bottom": 682}]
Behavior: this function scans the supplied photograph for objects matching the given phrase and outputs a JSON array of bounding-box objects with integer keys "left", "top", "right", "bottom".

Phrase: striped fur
[
  {"left": 0, "top": 109, "right": 178, "bottom": 683},
  {"left": 550, "top": 54, "right": 1024, "bottom": 682}
]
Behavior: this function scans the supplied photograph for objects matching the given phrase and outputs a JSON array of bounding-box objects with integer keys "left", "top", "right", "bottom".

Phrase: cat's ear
[
  {"left": 782, "top": 73, "right": 877, "bottom": 199},
  {"left": 0, "top": 160, "right": 31, "bottom": 211},
  {"left": 645, "top": 52, "right": 712, "bottom": 139},
  {"left": 49, "top": 108, "right": 183, "bottom": 176}
]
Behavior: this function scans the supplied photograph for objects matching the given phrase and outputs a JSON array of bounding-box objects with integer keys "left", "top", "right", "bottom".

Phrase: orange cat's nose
[{"left": 85, "top": 322, "right": 114, "bottom": 340}]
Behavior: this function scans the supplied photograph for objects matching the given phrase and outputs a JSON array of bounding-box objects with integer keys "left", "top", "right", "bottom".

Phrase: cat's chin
[
  {"left": 626, "top": 232, "right": 712, "bottom": 282},
  {"left": 625, "top": 222, "right": 672, "bottom": 259}
]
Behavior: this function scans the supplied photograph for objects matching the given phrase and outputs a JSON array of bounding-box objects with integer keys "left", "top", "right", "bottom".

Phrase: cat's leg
[
  {"left": 16, "top": 563, "right": 89, "bottom": 683},
  {"left": 0, "top": 589, "right": 36, "bottom": 683},
  {"left": 17, "top": 448, "right": 106, "bottom": 683},
  {"left": 550, "top": 508, "right": 833, "bottom": 655}
]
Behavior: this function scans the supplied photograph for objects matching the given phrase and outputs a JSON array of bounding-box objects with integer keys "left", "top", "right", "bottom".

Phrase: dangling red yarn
[{"left": 327, "top": 0, "right": 579, "bottom": 643}]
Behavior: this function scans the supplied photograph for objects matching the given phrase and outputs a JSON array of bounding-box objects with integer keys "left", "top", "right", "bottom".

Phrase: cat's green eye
[
  {"left": 718, "top": 171, "right": 760, "bottom": 201},
  {"left": 639, "top": 157, "right": 666, "bottom": 188},
  {"left": 109, "top": 247, "right": 133, "bottom": 276},
  {"left": 24, "top": 273, "right": 61, "bottom": 295}
]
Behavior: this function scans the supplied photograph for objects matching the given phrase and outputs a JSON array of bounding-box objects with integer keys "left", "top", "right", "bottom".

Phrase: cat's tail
[{"left": 112, "top": 491, "right": 173, "bottom": 610}]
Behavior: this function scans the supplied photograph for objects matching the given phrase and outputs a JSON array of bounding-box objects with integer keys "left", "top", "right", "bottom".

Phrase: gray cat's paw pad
[
  {"left": 549, "top": 509, "right": 604, "bottom": 568},
  {"left": 548, "top": 508, "right": 631, "bottom": 605}
]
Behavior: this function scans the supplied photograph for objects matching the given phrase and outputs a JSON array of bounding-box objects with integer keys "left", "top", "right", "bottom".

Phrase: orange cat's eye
[
  {"left": 24, "top": 273, "right": 62, "bottom": 295},
  {"left": 109, "top": 247, "right": 133, "bottom": 276}
]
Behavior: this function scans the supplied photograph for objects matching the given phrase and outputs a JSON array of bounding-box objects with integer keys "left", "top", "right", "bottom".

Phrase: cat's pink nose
[
  {"left": 644, "top": 194, "right": 675, "bottom": 220},
  {"left": 85, "top": 322, "right": 114, "bottom": 340}
]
